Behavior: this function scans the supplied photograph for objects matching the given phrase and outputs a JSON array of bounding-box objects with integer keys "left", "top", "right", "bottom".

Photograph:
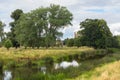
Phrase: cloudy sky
[{"left": 0, "top": 0, "right": 120, "bottom": 39}]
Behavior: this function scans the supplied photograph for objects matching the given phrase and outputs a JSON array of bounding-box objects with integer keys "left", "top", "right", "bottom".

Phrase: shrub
[
  {"left": 0, "top": 61, "right": 3, "bottom": 71},
  {"left": 106, "top": 48, "right": 115, "bottom": 54},
  {"left": 4, "top": 39, "right": 13, "bottom": 50},
  {"left": 73, "top": 54, "right": 80, "bottom": 60},
  {"left": 6, "top": 61, "right": 16, "bottom": 68},
  {"left": 43, "top": 57, "right": 54, "bottom": 67},
  {"left": 80, "top": 50, "right": 108, "bottom": 60}
]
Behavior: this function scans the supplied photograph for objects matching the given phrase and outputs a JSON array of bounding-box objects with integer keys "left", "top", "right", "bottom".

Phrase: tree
[
  {"left": 66, "top": 38, "right": 74, "bottom": 47},
  {"left": 11, "top": 9, "right": 23, "bottom": 21},
  {"left": 0, "top": 21, "right": 5, "bottom": 42},
  {"left": 15, "top": 8, "right": 48, "bottom": 48},
  {"left": 4, "top": 39, "right": 12, "bottom": 50},
  {"left": 79, "top": 19, "right": 113, "bottom": 49},
  {"left": 8, "top": 9, "right": 23, "bottom": 48},
  {"left": 74, "top": 37, "right": 81, "bottom": 47},
  {"left": 15, "top": 4, "right": 73, "bottom": 48},
  {"left": 44, "top": 4, "right": 73, "bottom": 48},
  {"left": 106, "top": 36, "right": 119, "bottom": 48}
]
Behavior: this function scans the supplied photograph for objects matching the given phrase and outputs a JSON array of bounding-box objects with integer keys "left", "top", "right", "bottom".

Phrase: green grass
[
  {"left": 66, "top": 49, "right": 120, "bottom": 80},
  {"left": 0, "top": 47, "right": 93, "bottom": 68}
]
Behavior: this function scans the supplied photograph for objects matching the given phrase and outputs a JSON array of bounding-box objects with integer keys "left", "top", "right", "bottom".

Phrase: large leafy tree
[
  {"left": 15, "top": 4, "right": 73, "bottom": 48},
  {"left": 45, "top": 4, "right": 73, "bottom": 47},
  {"left": 8, "top": 9, "right": 23, "bottom": 48},
  {"left": 79, "top": 19, "right": 113, "bottom": 49},
  {"left": 15, "top": 8, "right": 48, "bottom": 48}
]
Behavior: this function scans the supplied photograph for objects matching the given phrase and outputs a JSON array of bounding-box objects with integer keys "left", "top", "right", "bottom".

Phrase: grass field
[{"left": 0, "top": 47, "right": 94, "bottom": 65}]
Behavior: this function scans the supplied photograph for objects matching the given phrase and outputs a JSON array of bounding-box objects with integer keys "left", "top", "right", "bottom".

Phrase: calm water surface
[{"left": 1, "top": 60, "right": 79, "bottom": 80}]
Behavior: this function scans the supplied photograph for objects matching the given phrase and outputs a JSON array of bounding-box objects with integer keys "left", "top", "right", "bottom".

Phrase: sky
[{"left": 1, "top": 0, "right": 120, "bottom": 39}]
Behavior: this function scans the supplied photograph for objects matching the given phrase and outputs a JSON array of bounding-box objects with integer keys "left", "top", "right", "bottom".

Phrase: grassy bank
[
  {"left": 67, "top": 48, "right": 120, "bottom": 80},
  {"left": 71, "top": 60, "right": 120, "bottom": 80},
  {"left": 0, "top": 47, "right": 93, "bottom": 68}
]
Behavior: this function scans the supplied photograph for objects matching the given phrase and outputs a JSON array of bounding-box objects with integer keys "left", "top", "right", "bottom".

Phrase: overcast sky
[{"left": 0, "top": 0, "right": 120, "bottom": 39}]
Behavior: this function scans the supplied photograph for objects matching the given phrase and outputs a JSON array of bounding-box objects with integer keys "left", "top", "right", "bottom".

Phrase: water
[
  {"left": 56, "top": 60, "right": 79, "bottom": 69},
  {"left": 2, "top": 60, "right": 79, "bottom": 80},
  {"left": 4, "top": 70, "right": 12, "bottom": 80}
]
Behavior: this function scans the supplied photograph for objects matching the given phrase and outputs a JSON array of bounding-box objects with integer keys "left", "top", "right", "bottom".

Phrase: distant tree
[
  {"left": 0, "top": 21, "right": 5, "bottom": 47},
  {"left": 8, "top": 9, "right": 23, "bottom": 48},
  {"left": 116, "top": 35, "right": 120, "bottom": 47},
  {"left": 74, "top": 37, "right": 81, "bottom": 47},
  {"left": 107, "top": 36, "right": 119, "bottom": 48},
  {"left": 66, "top": 38, "right": 74, "bottom": 47},
  {"left": 56, "top": 38, "right": 63, "bottom": 47},
  {"left": 0, "top": 21, "right": 5, "bottom": 41},
  {"left": 4, "top": 39, "right": 12, "bottom": 50},
  {"left": 63, "top": 38, "right": 69, "bottom": 45},
  {"left": 79, "top": 19, "right": 113, "bottom": 49}
]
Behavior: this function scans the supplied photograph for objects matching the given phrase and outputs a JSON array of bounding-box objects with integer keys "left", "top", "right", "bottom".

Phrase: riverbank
[
  {"left": 0, "top": 47, "right": 93, "bottom": 68},
  {"left": 0, "top": 47, "right": 120, "bottom": 80}
]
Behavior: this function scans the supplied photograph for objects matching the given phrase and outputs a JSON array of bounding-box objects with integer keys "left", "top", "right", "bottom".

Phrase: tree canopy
[
  {"left": 79, "top": 19, "right": 114, "bottom": 48},
  {"left": 15, "top": 4, "right": 73, "bottom": 48},
  {"left": 7, "top": 9, "right": 23, "bottom": 48},
  {"left": 0, "top": 21, "right": 5, "bottom": 42}
]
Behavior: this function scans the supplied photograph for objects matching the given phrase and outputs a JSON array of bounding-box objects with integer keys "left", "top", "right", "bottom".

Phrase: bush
[
  {"left": 80, "top": 50, "right": 108, "bottom": 60},
  {"left": 106, "top": 48, "right": 115, "bottom": 54},
  {"left": 4, "top": 39, "right": 13, "bottom": 50},
  {"left": 66, "top": 38, "right": 74, "bottom": 47},
  {"left": 0, "top": 61, "right": 3, "bottom": 71},
  {"left": 43, "top": 57, "right": 54, "bottom": 67},
  {"left": 6, "top": 61, "right": 16, "bottom": 68}
]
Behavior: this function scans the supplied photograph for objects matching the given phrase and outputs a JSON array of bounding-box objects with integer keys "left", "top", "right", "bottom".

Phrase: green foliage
[
  {"left": 0, "top": 61, "right": 3, "bottom": 71},
  {"left": 0, "top": 21, "right": 5, "bottom": 44},
  {"left": 79, "top": 19, "right": 114, "bottom": 49},
  {"left": 11, "top": 9, "right": 23, "bottom": 21},
  {"left": 6, "top": 60, "right": 16, "bottom": 68},
  {"left": 43, "top": 57, "right": 54, "bottom": 67},
  {"left": 7, "top": 9, "right": 23, "bottom": 48},
  {"left": 116, "top": 35, "right": 120, "bottom": 45},
  {"left": 14, "top": 73, "right": 65, "bottom": 80},
  {"left": 15, "top": 4, "right": 73, "bottom": 48},
  {"left": 4, "top": 39, "right": 13, "bottom": 50},
  {"left": 66, "top": 38, "right": 74, "bottom": 47},
  {"left": 74, "top": 37, "right": 81, "bottom": 47}
]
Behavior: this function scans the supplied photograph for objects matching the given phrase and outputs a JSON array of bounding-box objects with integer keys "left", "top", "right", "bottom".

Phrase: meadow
[{"left": 0, "top": 47, "right": 93, "bottom": 67}]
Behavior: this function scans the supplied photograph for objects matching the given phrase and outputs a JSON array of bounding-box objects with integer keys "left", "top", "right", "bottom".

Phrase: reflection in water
[
  {"left": 41, "top": 66, "right": 46, "bottom": 74},
  {"left": 4, "top": 71, "right": 12, "bottom": 80},
  {"left": 55, "top": 60, "right": 79, "bottom": 69},
  {"left": 2, "top": 60, "right": 79, "bottom": 80}
]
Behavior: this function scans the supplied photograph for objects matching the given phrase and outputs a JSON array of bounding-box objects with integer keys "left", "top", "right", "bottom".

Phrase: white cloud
[
  {"left": 109, "top": 23, "right": 120, "bottom": 36},
  {"left": 1, "top": 0, "right": 120, "bottom": 39},
  {"left": 114, "top": 31, "right": 120, "bottom": 35}
]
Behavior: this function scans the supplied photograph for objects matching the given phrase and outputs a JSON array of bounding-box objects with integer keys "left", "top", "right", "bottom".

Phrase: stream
[{"left": 1, "top": 60, "right": 79, "bottom": 80}]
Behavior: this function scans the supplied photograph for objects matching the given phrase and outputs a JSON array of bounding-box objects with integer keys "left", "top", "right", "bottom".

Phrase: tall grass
[
  {"left": 73, "top": 60, "right": 120, "bottom": 80},
  {"left": 67, "top": 49, "right": 120, "bottom": 80},
  {"left": 0, "top": 47, "right": 93, "bottom": 67}
]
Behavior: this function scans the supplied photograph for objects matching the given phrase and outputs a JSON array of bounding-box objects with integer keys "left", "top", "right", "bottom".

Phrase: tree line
[
  {"left": 65, "top": 19, "right": 120, "bottom": 49},
  {"left": 0, "top": 4, "right": 120, "bottom": 49}
]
